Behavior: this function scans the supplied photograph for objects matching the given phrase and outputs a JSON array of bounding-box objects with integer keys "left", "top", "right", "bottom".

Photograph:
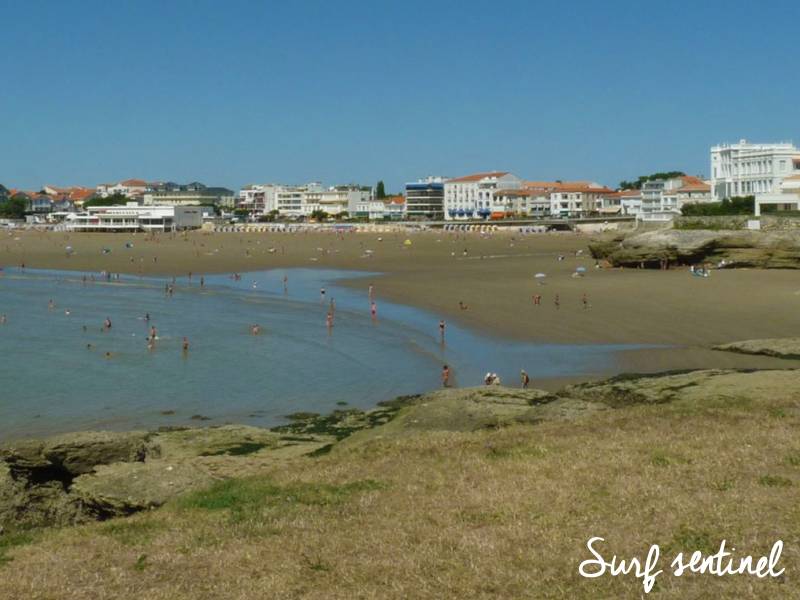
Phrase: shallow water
[{"left": 0, "top": 268, "right": 646, "bottom": 439}]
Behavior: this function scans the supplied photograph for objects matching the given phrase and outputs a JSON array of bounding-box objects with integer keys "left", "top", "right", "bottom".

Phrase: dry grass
[{"left": 2, "top": 383, "right": 799, "bottom": 599}]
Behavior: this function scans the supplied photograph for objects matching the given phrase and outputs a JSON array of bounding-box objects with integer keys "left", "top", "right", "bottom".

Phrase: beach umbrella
[
  {"left": 65, "top": 245, "right": 73, "bottom": 254},
  {"left": 576, "top": 266, "right": 587, "bottom": 273},
  {"left": 404, "top": 239, "right": 412, "bottom": 246},
  {"left": 534, "top": 273, "right": 547, "bottom": 279}
]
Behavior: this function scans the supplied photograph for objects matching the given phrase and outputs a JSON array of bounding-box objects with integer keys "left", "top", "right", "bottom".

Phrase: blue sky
[{"left": 2, "top": 0, "right": 798, "bottom": 192}]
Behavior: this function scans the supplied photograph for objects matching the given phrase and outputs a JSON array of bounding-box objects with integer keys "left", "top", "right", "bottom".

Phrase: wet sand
[{"left": 3, "top": 228, "right": 799, "bottom": 374}]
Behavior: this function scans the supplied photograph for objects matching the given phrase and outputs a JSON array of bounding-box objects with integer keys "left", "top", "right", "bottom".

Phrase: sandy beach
[{"left": 3, "top": 228, "right": 800, "bottom": 374}]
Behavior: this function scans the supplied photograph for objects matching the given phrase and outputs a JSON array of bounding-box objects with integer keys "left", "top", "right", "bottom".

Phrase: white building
[
  {"left": 444, "top": 172, "right": 521, "bottom": 220},
  {"left": 549, "top": 183, "right": 613, "bottom": 218},
  {"left": 710, "top": 140, "right": 800, "bottom": 200},
  {"left": 96, "top": 179, "right": 151, "bottom": 199},
  {"left": 65, "top": 204, "right": 203, "bottom": 232},
  {"left": 614, "top": 176, "right": 712, "bottom": 221},
  {"left": 237, "top": 183, "right": 372, "bottom": 218}
]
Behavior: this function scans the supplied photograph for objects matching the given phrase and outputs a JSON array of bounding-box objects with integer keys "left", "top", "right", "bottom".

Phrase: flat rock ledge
[{"left": 714, "top": 338, "right": 800, "bottom": 360}]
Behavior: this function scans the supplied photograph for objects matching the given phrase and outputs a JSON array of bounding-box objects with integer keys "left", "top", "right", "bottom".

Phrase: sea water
[{"left": 0, "top": 268, "right": 642, "bottom": 439}]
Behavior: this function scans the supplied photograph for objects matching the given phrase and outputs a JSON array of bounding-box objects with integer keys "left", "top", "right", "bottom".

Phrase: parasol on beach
[
  {"left": 534, "top": 273, "right": 547, "bottom": 279},
  {"left": 404, "top": 239, "right": 412, "bottom": 246},
  {"left": 575, "top": 266, "right": 587, "bottom": 273}
]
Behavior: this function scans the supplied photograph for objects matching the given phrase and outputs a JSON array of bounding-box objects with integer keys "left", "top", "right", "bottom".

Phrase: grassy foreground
[{"left": 1, "top": 372, "right": 800, "bottom": 599}]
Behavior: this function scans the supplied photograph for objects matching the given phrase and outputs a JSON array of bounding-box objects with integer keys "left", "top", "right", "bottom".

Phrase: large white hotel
[{"left": 710, "top": 140, "right": 800, "bottom": 200}]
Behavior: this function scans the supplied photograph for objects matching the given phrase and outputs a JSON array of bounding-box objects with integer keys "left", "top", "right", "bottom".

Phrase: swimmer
[
  {"left": 48, "top": 299, "right": 55, "bottom": 310},
  {"left": 0, "top": 314, "right": 6, "bottom": 324},
  {"left": 86, "top": 343, "right": 93, "bottom": 350},
  {"left": 441, "top": 364, "right": 451, "bottom": 388},
  {"left": 104, "top": 317, "right": 112, "bottom": 330},
  {"left": 282, "top": 275, "right": 288, "bottom": 293},
  {"left": 320, "top": 287, "right": 326, "bottom": 302},
  {"left": 144, "top": 313, "right": 150, "bottom": 322},
  {"left": 182, "top": 337, "right": 189, "bottom": 352},
  {"left": 439, "top": 319, "right": 446, "bottom": 342},
  {"left": 149, "top": 326, "right": 157, "bottom": 342},
  {"left": 370, "top": 301, "right": 377, "bottom": 321},
  {"left": 64, "top": 309, "right": 71, "bottom": 316},
  {"left": 104, "top": 351, "right": 112, "bottom": 359},
  {"left": 251, "top": 324, "right": 261, "bottom": 335}
]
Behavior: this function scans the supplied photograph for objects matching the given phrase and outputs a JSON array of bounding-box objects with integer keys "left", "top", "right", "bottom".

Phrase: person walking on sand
[
  {"left": 521, "top": 369, "right": 531, "bottom": 389},
  {"left": 582, "top": 293, "right": 589, "bottom": 309},
  {"left": 441, "top": 364, "right": 451, "bottom": 388},
  {"left": 554, "top": 294, "right": 560, "bottom": 310}
]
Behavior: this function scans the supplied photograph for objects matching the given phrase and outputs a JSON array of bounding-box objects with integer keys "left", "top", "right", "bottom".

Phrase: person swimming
[{"left": 103, "top": 317, "right": 112, "bottom": 330}]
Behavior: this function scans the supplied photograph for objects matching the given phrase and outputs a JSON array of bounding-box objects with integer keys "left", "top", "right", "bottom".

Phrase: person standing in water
[
  {"left": 283, "top": 275, "right": 288, "bottom": 294},
  {"left": 182, "top": 337, "right": 190, "bottom": 353},
  {"left": 370, "top": 301, "right": 377, "bottom": 321},
  {"left": 326, "top": 312, "right": 334, "bottom": 333},
  {"left": 439, "top": 319, "right": 446, "bottom": 343},
  {"left": 200, "top": 275, "right": 205, "bottom": 288},
  {"left": 104, "top": 317, "right": 112, "bottom": 330},
  {"left": 320, "top": 287, "right": 326, "bottom": 302},
  {"left": 368, "top": 284, "right": 374, "bottom": 300},
  {"left": 441, "top": 364, "right": 451, "bottom": 388}
]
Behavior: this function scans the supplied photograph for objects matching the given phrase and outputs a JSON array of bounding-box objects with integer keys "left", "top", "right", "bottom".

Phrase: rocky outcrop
[
  {"left": 0, "top": 425, "right": 333, "bottom": 527},
  {"left": 714, "top": 338, "right": 800, "bottom": 360},
  {"left": 589, "top": 229, "right": 800, "bottom": 268}
]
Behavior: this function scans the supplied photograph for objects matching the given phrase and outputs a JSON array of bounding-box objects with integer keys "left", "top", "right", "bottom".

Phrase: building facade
[
  {"left": 66, "top": 204, "right": 203, "bottom": 232},
  {"left": 405, "top": 177, "right": 446, "bottom": 220},
  {"left": 710, "top": 140, "right": 800, "bottom": 200},
  {"left": 444, "top": 172, "right": 521, "bottom": 220}
]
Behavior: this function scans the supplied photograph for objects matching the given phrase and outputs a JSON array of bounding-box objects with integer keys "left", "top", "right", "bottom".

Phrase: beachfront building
[
  {"left": 96, "top": 179, "right": 151, "bottom": 199},
  {"left": 236, "top": 183, "right": 372, "bottom": 218},
  {"left": 491, "top": 188, "right": 551, "bottom": 217},
  {"left": 637, "top": 176, "right": 712, "bottom": 221},
  {"left": 548, "top": 183, "right": 613, "bottom": 218},
  {"left": 444, "top": 172, "right": 521, "bottom": 220},
  {"left": 405, "top": 177, "right": 446, "bottom": 220},
  {"left": 710, "top": 140, "right": 800, "bottom": 200},
  {"left": 143, "top": 182, "right": 235, "bottom": 209},
  {"left": 65, "top": 204, "right": 203, "bottom": 232},
  {"left": 237, "top": 184, "right": 279, "bottom": 214}
]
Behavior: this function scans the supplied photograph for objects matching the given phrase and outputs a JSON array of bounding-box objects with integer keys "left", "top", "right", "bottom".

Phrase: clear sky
[{"left": 2, "top": 0, "right": 798, "bottom": 193}]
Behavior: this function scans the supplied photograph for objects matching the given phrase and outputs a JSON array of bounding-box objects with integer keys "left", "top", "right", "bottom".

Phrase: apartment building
[
  {"left": 710, "top": 140, "right": 800, "bottom": 200},
  {"left": 405, "top": 177, "right": 446, "bottom": 220},
  {"left": 444, "top": 172, "right": 521, "bottom": 220}
]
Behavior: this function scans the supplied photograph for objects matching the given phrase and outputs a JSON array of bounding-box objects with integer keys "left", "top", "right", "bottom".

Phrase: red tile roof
[
  {"left": 120, "top": 179, "right": 148, "bottom": 187},
  {"left": 447, "top": 171, "right": 509, "bottom": 183}
]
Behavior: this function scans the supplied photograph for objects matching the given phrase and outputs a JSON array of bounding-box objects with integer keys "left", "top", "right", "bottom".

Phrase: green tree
[
  {"left": 310, "top": 209, "right": 329, "bottom": 221},
  {"left": 0, "top": 195, "right": 28, "bottom": 219},
  {"left": 376, "top": 181, "right": 386, "bottom": 199},
  {"left": 681, "top": 196, "right": 754, "bottom": 216},
  {"left": 83, "top": 192, "right": 130, "bottom": 208},
  {"left": 619, "top": 171, "right": 686, "bottom": 190}
]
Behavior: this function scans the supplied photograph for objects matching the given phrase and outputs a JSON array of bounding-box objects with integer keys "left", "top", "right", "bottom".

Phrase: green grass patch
[
  {"left": 759, "top": 474, "right": 792, "bottom": 488},
  {"left": 668, "top": 526, "right": 716, "bottom": 555},
  {"left": 100, "top": 519, "right": 165, "bottom": 546},
  {"left": 785, "top": 451, "right": 800, "bottom": 467},
  {"left": 0, "top": 530, "right": 36, "bottom": 566},
  {"left": 178, "top": 477, "right": 386, "bottom": 513}
]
